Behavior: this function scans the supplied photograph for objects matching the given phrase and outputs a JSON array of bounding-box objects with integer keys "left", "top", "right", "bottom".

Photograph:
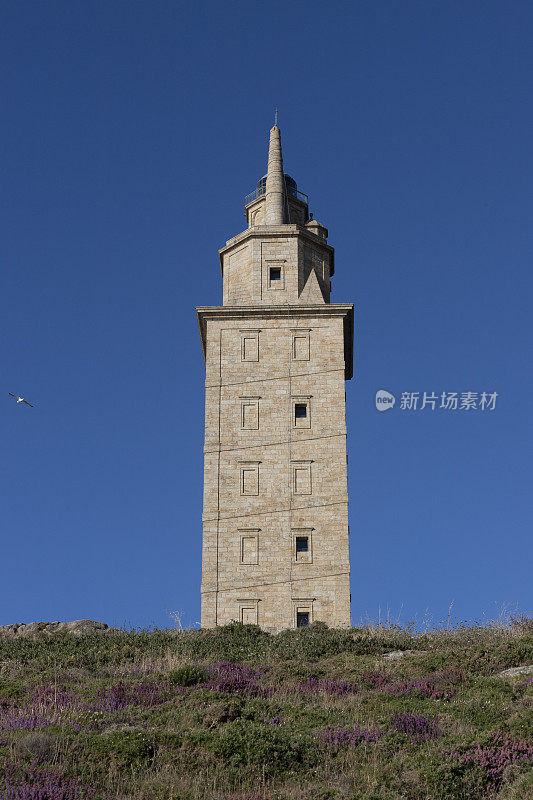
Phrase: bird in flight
[{"left": 9, "top": 393, "right": 34, "bottom": 407}]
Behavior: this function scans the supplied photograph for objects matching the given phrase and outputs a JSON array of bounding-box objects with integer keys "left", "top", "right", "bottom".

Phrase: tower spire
[{"left": 265, "top": 123, "right": 285, "bottom": 225}]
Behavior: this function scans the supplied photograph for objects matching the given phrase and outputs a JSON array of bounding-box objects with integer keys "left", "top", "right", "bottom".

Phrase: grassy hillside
[{"left": 0, "top": 619, "right": 531, "bottom": 799}]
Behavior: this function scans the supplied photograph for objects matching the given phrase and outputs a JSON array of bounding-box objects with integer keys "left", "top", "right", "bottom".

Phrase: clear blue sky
[{"left": 1, "top": 1, "right": 531, "bottom": 630}]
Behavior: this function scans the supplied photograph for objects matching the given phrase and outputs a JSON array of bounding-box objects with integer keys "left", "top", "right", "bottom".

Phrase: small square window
[
  {"left": 241, "top": 535, "right": 259, "bottom": 564},
  {"left": 238, "top": 600, "right": 259, "bottom": 625},
  {"left": 293, "top": 398, "right": 311, "bottom": 429},
  {"left": 295, "top": 403, "right": 307, "bottom": 420},
  {"left": 292, "top": 332, "right": 310, "bottom": 361},
  {"left": 294, "top": 468, "right": 309, "bottom": 493},
  {"left": 293, "top": 530, "right": 313, "bottom": 563},
  {"left": 241, "top": 400, "right": 259, "bottom": 430},
  {"left": 266, "top": 262, "right": 285, "bottom": 290},
  {"left": 292, "top": 462, "right": 312, "bottom": 494},
  {"left": 240, "top": 331, "right": 260, "bottom": 362},
  {"left": 242, "top": 469, "right": 256, "bottom": 495},
  {"left": 293, "top": 599, "right": 314, "bottom": 627},
  {"left": 242, "top": 337, "right": 258, "bottom": 361},
  {"left": 241, "top": 607, "right": 257, "bottom": 625},
  {"left": 240, "top": 463, "right": 260, "bottom": 496}
]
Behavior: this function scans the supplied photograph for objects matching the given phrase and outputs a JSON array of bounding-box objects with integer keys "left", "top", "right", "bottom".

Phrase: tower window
[
  {"left": 241, "top": 607, "right": 257, "bottom": 625},
  {"left": 292, "top": 598, "right": 314, "bottom": 627},
  {"left": 295, "top": 403, "right": 307, "bottom": 420},
  {"left": 242, "top": 469, "right": 256, "bottom": 494},
  {"left": 242, "top": 337, "right": 258, "bottom": 361},
  {"left": 241, "top": 398, "right": 260, "bottom": 430},
  {"left": 292, "top": 461, "right": 312, "bottom": 494},
  {"left": 240, "top": 532, "right": 259, "bottom": 564},
  {"left": 239, "top": 462, "right": 260, "bottom": 495},
  {"left": 292, "top": 331, "right": 310, "bottom": 361},
  {"left": 240, "top": 330, "right": 260, "bottom": 362},
  {"left": 292, "top": 397, "right": 311, "bottom": 429},
  {"left": 238, "top": 599, "right": 259, "bottom": 625},
  {"left": 266, "top": 261, "right": 285, "bottom": 289},
  {"left": 293, "top": 529, "right": 313, "bottom": 563}
]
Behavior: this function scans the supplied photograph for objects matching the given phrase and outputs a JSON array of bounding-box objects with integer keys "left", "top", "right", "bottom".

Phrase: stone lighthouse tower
[{"left": 197, "top": 124, "right": 353, "bottom": 631}]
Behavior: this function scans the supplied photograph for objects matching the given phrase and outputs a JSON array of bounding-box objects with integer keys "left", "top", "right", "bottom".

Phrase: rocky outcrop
[
  {"left": 498, "top": 665, "right": 533, "bottom": 678},
  {"left": 382, "top": 650, "right": 426, "bottom": 660},
  {"left": 0, "top": 620, "right": 113, "bottom": 638}
]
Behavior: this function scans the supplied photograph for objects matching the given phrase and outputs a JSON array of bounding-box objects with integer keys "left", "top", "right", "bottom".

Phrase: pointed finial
[{"left": 274, "top": 108, "right": 278, "bottom": 127}]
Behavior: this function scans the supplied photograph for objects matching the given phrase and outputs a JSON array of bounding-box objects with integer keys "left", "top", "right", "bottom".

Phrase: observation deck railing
[{"left": 244, "top": 186, "right": 308, "bottom": 206}]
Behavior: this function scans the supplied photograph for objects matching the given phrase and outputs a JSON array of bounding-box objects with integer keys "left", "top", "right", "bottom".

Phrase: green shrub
[
  {"left": 198, "top": 718, "right": 313, "bottom": 775},
  {"left": 84, "top": 729, "right": 154, "bottom": 769},
  {"left": 420, "top": 755, "right": 471, "bottom": 800},
  {"left": 168, "top": 664, "right": 208, "bottom": 686},
  {"left": 417, "top": 639, "right": 533, "bottom": 676},
  {"left": 0, "top": 680, "right": 25, "bottom": 699}
]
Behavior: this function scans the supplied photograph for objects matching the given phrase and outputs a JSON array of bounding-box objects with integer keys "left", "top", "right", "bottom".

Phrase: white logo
[{"left": 375, "top": 390, "right": 396, "bottom": 411}]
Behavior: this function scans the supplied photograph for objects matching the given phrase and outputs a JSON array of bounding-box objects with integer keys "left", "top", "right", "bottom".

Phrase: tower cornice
[
  {"left": 196, "top": 303, "right": 353, "bottom": 378},
  {"left": 219, "top": 225, "right": 335, "bottom": 276}
]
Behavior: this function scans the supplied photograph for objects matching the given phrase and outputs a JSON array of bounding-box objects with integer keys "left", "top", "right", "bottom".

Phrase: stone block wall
[{"left": 200, "top": 310, "right": 352, "bottom": 632}]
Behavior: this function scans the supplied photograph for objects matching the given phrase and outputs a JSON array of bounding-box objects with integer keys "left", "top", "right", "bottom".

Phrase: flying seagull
[{"left": 9, "top": 393, "right": 34, "bottom": 407}]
